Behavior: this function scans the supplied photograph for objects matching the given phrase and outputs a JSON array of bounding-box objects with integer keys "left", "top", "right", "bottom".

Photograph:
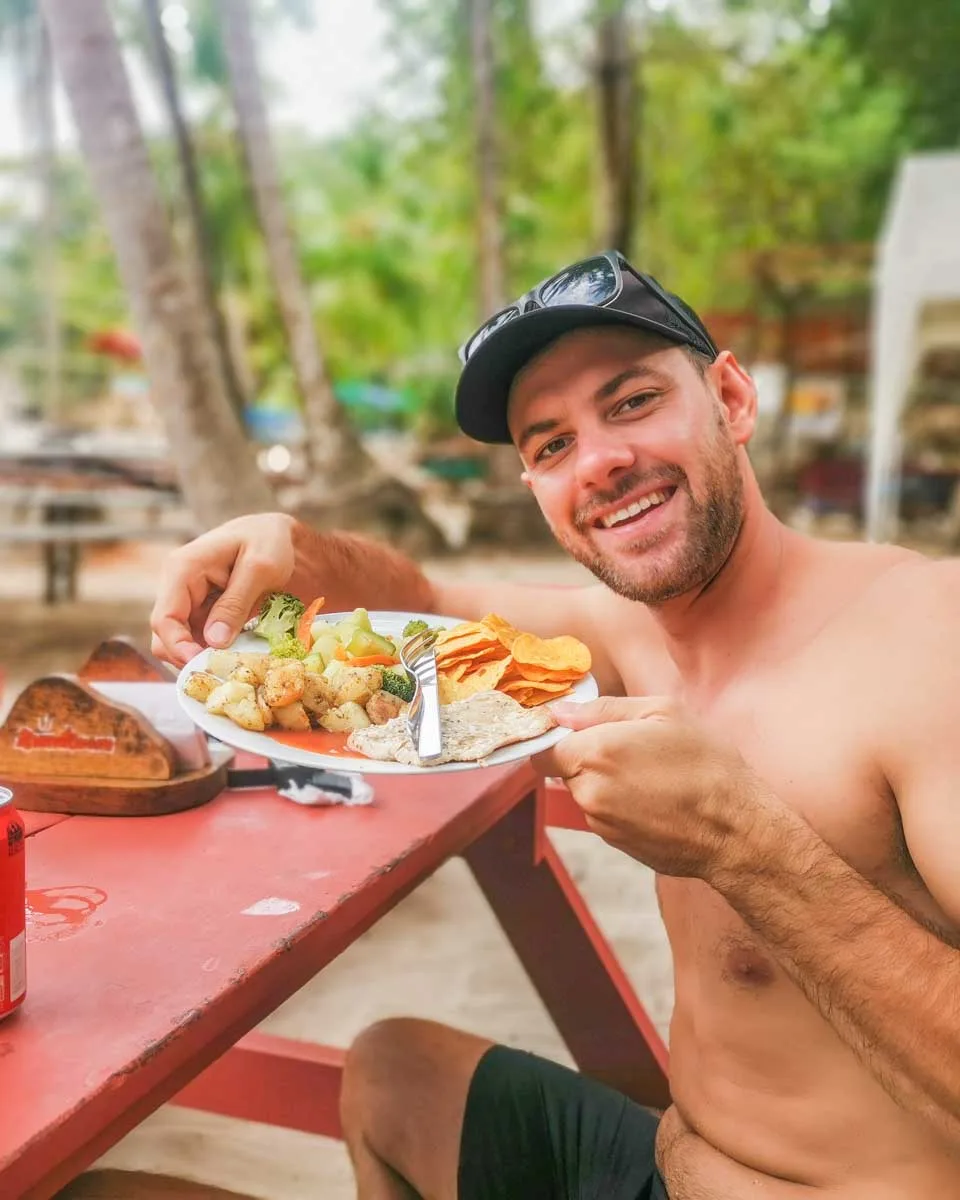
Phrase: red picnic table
[{"left": 0, "top": 757, "right": 669, "bottom": 1199}]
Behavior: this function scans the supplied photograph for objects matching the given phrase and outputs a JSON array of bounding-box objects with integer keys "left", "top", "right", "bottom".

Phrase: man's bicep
[
  {"left": 431, "top": 579, "right": 625, "bottom": 695},
  {"left": 888, "top": 745, "right": 960, "bottom": 927},
  {"left": 881, "top": 624, "right": 960, "bottom": 923}
]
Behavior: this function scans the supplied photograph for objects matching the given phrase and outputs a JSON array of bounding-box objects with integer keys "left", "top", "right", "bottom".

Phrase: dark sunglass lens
[
  {"left": 465, "top": 306, "right": 520, "bottom": 358},
  {"left": 539, "top": 257, "right": 618, "bottom": 308}
]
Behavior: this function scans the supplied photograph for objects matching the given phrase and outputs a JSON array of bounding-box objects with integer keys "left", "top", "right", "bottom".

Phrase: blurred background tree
[{"left": 1, "top": 0, "right": 956, "bottom": 532}]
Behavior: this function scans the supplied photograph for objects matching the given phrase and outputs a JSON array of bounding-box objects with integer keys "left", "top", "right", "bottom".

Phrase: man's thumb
[
  {"left": 549, "top": 694, "right": 671, "bottom": 730},
  {"left": 203, "top": 558, "right": 275, "bottom": 647}
]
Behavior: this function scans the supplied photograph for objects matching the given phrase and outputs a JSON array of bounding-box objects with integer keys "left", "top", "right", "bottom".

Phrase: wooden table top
[{"left": 0, "top": 760, "right": 535, "bottom": 1198}]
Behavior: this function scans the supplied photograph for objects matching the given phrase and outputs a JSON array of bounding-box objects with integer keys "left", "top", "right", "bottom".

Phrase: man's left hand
[{"left": 533, "top": 696, "right": 778, "bottom": 880}]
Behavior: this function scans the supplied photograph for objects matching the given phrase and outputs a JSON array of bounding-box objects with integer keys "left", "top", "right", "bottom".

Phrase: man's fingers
[
  {"left": 150, "top": 571, "right": 208, "bottom": 666},
  {"left": 151, "top": 627, "right": 201, "bottom": 668},
  {"left": 202, "top": 551, "right": 285, "bottom": 647},
  {"left": 530, "top": 726, "right": 586, "bottom": 780},
  {"left": 549, "top": 694, "right": 674, "bottom": 730}
]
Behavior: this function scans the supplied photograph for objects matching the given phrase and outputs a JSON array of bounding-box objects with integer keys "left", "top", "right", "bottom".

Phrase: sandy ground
[{"left": 1, "top": 541, "right": 673, "bottom": 1199}]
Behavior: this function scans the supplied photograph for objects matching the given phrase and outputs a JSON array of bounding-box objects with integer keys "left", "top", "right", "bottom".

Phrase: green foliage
[
  {"left": 0, "top": 0, "right": 952, "bottom": 432},
  {"left": 827, "top": 0, "right": 960, "bottom": 150}
]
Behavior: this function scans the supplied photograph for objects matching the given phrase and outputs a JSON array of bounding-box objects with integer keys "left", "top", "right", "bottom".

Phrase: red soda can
[{"left": 0, "top": 786, "right": 26, "bottom": 1020}]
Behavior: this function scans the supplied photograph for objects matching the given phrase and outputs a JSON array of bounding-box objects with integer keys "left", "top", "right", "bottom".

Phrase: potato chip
[
  {"left": 501, "top": 681, "right": 575, "bottom": 706},
  {"left": 479, "top": 613, "right": 521, "bottom": 649},
  {"left": 501, "top": 677, "right": 576, "bottom": 695},
  {"left": 437, "top": 644, "right": 500, "bottom": 666},
  {"left": 509, "top": 662, "right": 583, "bottom": 682},
  {"left": 434, "top": 616, "right": 590, "bottom": 708},
  {"left": 437, "top": 622, "right": 496, "bottom": 648},
  {"left": 510, "top": 633, "right": 592, "bottom": 676},
  {"left": 439, "top": 657, "right": 511, "bottom": 704}
]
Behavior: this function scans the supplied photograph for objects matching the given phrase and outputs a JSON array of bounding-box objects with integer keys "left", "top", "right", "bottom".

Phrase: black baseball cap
[{"left": 454, "top": 251, "right": 719, "bottom": 444}]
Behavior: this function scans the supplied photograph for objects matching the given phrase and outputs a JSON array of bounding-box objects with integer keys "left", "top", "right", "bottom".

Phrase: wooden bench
[{"left": 0, "top": 486, "right": 198, "bottom": 604}]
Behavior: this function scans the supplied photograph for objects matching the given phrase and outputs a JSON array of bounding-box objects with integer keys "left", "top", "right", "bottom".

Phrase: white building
[{"left": 865, "top": 152, "right": 960, "bottom": 542}]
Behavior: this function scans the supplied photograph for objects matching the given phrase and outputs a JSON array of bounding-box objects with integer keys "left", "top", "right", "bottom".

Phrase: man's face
[{"left": 507, "top": 327, "right": 746, "bottom": 605}]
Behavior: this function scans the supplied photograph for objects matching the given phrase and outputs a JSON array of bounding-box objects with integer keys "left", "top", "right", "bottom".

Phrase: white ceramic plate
[{"left": 175, "top": 610, "right": 599, "bottom": 775}]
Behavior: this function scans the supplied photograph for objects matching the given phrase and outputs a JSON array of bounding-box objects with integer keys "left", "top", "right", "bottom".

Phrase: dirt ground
[{"left": 1, "top": 540, "right": 673, "bottom": 1199}]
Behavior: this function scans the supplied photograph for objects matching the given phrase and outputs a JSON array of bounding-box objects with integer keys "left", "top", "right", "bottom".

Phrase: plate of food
[{"left": 176, "top": 593, "right": 598, "bottom": 774}]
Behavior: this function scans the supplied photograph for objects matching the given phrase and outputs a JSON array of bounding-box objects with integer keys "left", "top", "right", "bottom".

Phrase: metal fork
[{"left": 400, "top": 629, "right": 443, "bottom": 764}]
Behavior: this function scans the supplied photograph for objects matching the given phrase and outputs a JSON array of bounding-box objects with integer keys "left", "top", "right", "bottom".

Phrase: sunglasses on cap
[{"left": 457, "top": 250, "right": 719, "bottom": 365}]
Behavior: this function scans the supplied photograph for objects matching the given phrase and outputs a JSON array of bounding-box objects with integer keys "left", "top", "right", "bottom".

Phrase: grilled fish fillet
[{"left": 347, "top": 689, "right": 557, "bottom": 765}]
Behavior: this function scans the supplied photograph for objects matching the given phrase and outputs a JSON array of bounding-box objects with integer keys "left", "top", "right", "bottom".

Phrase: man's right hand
[{"left": 150, "top": 512, "right": 302, "bottom": 667}]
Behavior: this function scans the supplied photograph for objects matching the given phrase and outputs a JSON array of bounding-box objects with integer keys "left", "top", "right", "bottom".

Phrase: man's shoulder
[
  {"left": 828, "top": 546, "right": 960, "bottom": 676},
  {"left": 848, "top": 549, "right": 960, "bottom": 621}
]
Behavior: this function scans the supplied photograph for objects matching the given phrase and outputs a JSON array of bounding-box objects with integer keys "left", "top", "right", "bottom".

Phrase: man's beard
[{"left": 552, "top": 435, "right": 744, "bottom": 605}]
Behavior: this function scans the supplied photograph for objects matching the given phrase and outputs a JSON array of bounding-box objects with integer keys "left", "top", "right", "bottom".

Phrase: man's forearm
[
  {"left": 291, "top": 521, "right": 616, "bottom": 675},
  {"left": 293, "top": 525, "right": 549, "bottom": 626},
  {"left": 710, "top": 801, "right": 960, "bottom": 1142},
  {"left": 291, "top": 524, "right": 436, "bottom": 615}
]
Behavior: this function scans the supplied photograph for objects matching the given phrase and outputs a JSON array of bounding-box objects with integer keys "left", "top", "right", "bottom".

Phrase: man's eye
[
  {"left": 535, "top": 436, "right": 570, "bottom": 462},
  {"left": 617, "top": 392, "right": 656, "bottom": 414}
]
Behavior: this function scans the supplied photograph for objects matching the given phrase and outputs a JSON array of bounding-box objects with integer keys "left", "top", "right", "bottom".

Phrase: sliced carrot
[
  {"left": 334, "top": 642, "right": 350, "bottom": 661},
  {"left": 347, "top": 653, "right": 400, "bottom": 667},
  {"left": 296, "top": 596, "right": 326, "bottom": 649}
]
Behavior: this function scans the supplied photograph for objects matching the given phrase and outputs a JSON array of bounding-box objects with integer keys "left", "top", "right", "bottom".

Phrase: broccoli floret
[
  {"left": 381, "top": 668, "right": 415, "bottom": 703},
  {"left": 270, "top": 634, "right": 308, "bottom": 660},
  {"left": 401, "top": 618, "right": 429, "bottom": 638},
  {"left": 253, "top": 591, "right": 305, "bottom": 650}
]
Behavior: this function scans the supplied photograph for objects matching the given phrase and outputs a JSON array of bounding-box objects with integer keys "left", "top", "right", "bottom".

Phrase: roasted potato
[
  {"left": 323, "top": 662, "right": 383, "bottom": 707},
  {"left": 255, "top": 686, "right": 275, "bottom": 728},
  {"left": 302, "top": 672, "right": 335, "bottom": 721},
  {"left": 205, "top": 679, "right": 252, "bottom": 715},
  {"left": 271, "top": 700, "right": 311, "bottom": 731},
  {"left": 207, "top": 650, "right": 271, "bottom": 682},
  {"left": 262, "top": 659, "right": 305, "bottom": 708},
  {"left": 183, "top": 670, "right": 222, "bottom": 704},
  {"left": 319, "top": 701, "right": 372, "bottom": 733},
  {"left": 365, "top": 689, "right": 405, "bottom": 725},
  {"left": 205, "top": 680, "right": 264, "bottom": 732},
  {"left": 230, "top": 665, "right": 261, "bottom": 687}
]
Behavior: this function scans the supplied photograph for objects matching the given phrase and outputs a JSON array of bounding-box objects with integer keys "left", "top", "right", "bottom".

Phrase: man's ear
[{"left": 711, "top": 351, "right": 757, "bottom": 446}]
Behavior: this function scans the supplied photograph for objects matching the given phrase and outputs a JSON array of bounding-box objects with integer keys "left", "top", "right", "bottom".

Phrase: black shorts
[{"left": 458, "top": 1045, "right": 668, "bottom": 1200}]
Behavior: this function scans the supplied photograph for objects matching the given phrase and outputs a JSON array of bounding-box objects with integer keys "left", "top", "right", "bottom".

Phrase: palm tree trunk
[
  {"left": 215, "top": 0, "right": 373, "bottom": 493},
  {"left": 469, "top": 0, "right": 505, "bottom": 320},
  {"left": 39, "top": 0, "right": 274, "bottom": 527},
  {"left": 595, "top": 0, "right": 639, "bottom": 256},
  {"left": 142, "top": 0, "right": 250, "bottom": 422},
  {"left": 35, "top": 18, "right": 62, "bottom": 422}
]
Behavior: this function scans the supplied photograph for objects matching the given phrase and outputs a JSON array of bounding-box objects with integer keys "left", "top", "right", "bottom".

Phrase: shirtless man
[{"left": 151, "top": 252, "right": 960, "bottom": 1198}]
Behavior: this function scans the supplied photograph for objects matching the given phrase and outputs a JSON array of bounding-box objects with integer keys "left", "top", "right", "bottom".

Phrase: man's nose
[{"left": 573, "top": 426, "right": 636, "bottom": 489}]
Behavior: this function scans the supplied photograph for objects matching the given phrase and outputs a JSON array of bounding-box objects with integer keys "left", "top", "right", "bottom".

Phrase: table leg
[{"left": 463, "top": 789, "right": 671, "bottom": 1110}]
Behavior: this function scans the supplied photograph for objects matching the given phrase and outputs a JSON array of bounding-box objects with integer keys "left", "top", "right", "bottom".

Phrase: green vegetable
[
  {"left": 344, "top": 607, "right": 372, "bottom": 633},
  {"left": 347, "top": 628, "right": 397, "bottom": 658},
  {"left": 381, "top": 668, "right": 415, "bottom": 703},
  {"left": 402, "top": 618, "right": 429, "bottom": 638},
  {"left": 303, "top": 653, "right": 324, "bottom": 674},
  {"left": 310, "top": 631, "right": 341, "bottom": 666},
  {"left": 270, "top": 634, "right": 308, "bottom": 660},
  {"left": 253, "top": 592, "right": 306, "bottom": 651}
]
